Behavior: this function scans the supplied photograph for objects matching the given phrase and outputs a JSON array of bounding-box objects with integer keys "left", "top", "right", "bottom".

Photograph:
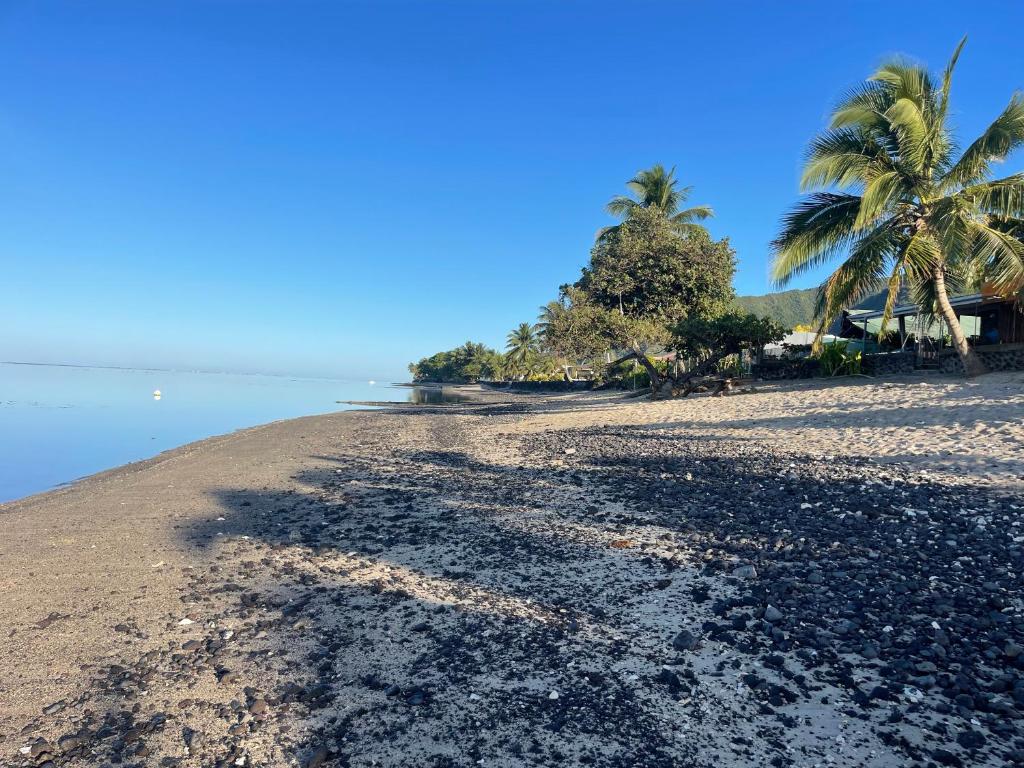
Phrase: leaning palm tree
[
  {"left": 598, "top": 164, "right": 713, "bottom": 242},
  {"left": 771, "top": 38, "right": 1024, "bottom": 377},
  {"left": 505, "top": 322, "right": 539, "bottom": 376}
]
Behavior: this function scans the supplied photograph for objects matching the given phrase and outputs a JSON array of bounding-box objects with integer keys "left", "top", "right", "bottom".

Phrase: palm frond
[
  {"left": 772, "top": 193, "right": 863, "bottom": 285},
  {"left": 959, "top": 173, "right": 1024, "bottom": 218},
  {"left": 884, "top": 97, "right": 931, "bottom": 173},
  {"left": 909, "top": 278, "right": 940, "bottom": 319},
  {"left": 670, "top": 205, "right": 714, "bottom": 223},
  {"left": 870, "top": 59, "right": 934, "bottom": 104},
  {"left": 831, "top": 81, "right": 893, "bottom": 132},
  {"left": 606, "top": 196, "right": 638, "bottom": 218},
  {"left": 602, "top": 164, "right": 711, "bottom": 241},
  {"left": 811, "top": 221, "right": 901, "bottom": 340},
  {"left": 854, "top": 171, "right": 903, "bottom": 229},
  {"left": 937, "top": 36, "right": 967, "bottom": 122},
  {"left": 801, "top": 128, "right": 895, "bottom": 190},
  {"left": 970, "top": 219, "right": 1024, "bottom": 292},
  {"left": 944, "top": 94, "right": 1024, "bottom": 188}
]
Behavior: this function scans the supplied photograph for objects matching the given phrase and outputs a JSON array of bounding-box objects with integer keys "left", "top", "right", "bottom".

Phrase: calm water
[{"left": 0, "top": 363, "right": 430, "bottom": 503}]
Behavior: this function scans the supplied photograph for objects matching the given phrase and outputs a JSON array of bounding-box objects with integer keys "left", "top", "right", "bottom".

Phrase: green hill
[{"left": 734, "top": 287, "right": 818, "bottom": 330}]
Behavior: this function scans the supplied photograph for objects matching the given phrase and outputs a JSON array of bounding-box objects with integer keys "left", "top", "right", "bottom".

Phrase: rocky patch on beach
[
  {"left": 7, "top": 404, "right": 1024, "bottom": 767},
  {"left": 523, "top": 425, "right": 1024, "bottom": 767}
]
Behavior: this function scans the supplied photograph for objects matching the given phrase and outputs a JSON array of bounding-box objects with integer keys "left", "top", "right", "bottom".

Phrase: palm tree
[
  {"left": 535, "top": 300, "right": 566, "bottom": 346},
  {"left": 505, "top": 322, "right": 539, "bottom": 377},
  {"left": 771, "top": 38, "right": 1024, "bottom": 377},
  {"left": 598, "top": 164, "right": 714, "bottom": 242}
]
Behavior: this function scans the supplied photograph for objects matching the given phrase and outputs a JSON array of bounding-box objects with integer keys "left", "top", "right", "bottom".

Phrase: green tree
[
  {"left": 771, "top": 38, "right": 1024, "bottom": 377},
  {"left": 505, "top": 322, "right": 540, "bottom": 377},
  {"left": 664, "top": 312, "right": 787, "bottom": 396},
  {"left": 581, "top": 206, "right": 736, "bottom": 321},
  {"left": 673, "top": 312, "right": 787, "bottom": 370},
  {"left": 598, "top": 164, "right": 714, "bottom": 242},
  {"left": 408, "top": 341, "right": 503, "bottom": 383},
  {"left": 538, "top": 289, "right": 608, "bottom": 366},
  {"left": 547, "top": 206, "right": 736, "bottom": 391},
  {"left": 535, "top": 300, "right": 567, "bottom": 350}
]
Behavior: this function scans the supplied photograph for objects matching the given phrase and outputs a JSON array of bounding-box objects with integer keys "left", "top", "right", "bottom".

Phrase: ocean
[{"left": 0, "top": 362, "right": 429, "bottom": 503}]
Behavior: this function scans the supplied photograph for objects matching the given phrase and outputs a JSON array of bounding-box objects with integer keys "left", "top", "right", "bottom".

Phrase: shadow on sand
[{"left": 170, "top": 409, "right": 1023, "bottom": 766}]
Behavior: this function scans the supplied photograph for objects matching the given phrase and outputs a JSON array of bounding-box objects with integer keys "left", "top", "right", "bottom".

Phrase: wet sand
[{"left": 2, "top": 373, "right": 1023, "bottom": 767}]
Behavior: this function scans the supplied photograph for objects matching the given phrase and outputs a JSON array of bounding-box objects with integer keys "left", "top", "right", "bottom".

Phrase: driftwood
[
  {"left": 651, "top": 375, "right": 754, "bottom": 399},
  {"left": 611, "top": 348, "right": 756, "bottom": 401}
]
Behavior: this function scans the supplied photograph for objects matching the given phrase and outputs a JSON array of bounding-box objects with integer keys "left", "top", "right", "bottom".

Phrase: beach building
[
  {"left": 836, "top": 288, "right": 1024, "bottom": 373},
  {"left": 762, "top": 330, "right": 840, "bottom": 358}
]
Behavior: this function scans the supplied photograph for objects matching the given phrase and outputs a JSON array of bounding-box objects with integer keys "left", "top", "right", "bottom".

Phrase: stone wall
[
  {"left": 481, "top": 380, "right": 594, "bottom": 393},
  {"left": 862, "top": 351, "right": 916, "bottom": 376},
  {"left": 751, "top": 358, "right": 820, "bottom": 380},
  {"left": 939, "top": 343, "right": 1024, "bottom": 374}
]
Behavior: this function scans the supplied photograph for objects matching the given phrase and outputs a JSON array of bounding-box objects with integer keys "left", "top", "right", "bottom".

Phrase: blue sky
[{"left": 2, "top": 1, "right": 1022, "bottom": 379}]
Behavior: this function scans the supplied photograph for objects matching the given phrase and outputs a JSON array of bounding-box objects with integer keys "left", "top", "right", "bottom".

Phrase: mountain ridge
[{"left": 734, "top": 287, "right": 817, "bottom": 330}]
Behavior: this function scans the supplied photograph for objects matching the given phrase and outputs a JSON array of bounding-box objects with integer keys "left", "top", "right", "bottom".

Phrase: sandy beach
[{"left": 2, "top": 373, "right": 1023, "bottom": 767}]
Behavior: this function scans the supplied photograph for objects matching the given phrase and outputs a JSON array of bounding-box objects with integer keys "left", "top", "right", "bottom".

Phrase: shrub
[{"left": 816, "top": 341, "right": 862, "bottom": 376}]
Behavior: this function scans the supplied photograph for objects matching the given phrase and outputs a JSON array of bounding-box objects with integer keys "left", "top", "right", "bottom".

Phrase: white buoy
[
  {"left": 153, "top": 389, "right": 162, "bottom": 400},
  {"left": 368, "top": 380, "right": 375, "bottom": 386}
]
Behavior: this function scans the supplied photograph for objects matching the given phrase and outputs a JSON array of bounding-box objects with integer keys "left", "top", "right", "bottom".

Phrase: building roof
[{"left": 849, "top": 292, "right": 1006, "bottom": 322}]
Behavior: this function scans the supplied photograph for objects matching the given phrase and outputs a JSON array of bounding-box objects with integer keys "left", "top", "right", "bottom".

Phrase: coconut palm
[
  {"left": 505, "top": 322, "right": 540, "bottom": 376},
  {"left": 535, "top": 300, "right": 566, "bottom": 345},
  {"left": 598, "top": 164, "right": 713, "bottom": 242},
  {"left": 771, "top": 38, "right": 1024, "bottom": 377}
]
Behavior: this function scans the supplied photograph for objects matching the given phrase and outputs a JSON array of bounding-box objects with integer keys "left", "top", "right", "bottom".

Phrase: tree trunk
[
  {"left": 630, "top": 351, "right": 663, "bottom": 391},
  {"left": 933, "top": 265, "right": 987, "bottom": 377},
  {"left": 668, "top": 350, "right": 735, "bottom": 397}
]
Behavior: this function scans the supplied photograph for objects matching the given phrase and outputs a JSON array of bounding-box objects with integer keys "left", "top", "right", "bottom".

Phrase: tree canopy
[
  {"left": 672, "top": 311, "right": 788, "bottom": 361},
  {"left": 505, "top": 322, "right": 540, "bottom": 371},
  {"left": 541, "top": 206, "right": 738, "bottom": 389},
  {"left": 577, "top": 206, "right": 736, "bottom": 322}
]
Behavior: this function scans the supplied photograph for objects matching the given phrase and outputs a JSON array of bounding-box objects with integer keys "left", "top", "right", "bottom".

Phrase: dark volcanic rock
[{"left": 672, "top": 629, "right": 702, "bottom": 652}]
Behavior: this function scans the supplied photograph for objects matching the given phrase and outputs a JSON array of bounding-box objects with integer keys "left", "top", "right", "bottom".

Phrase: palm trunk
[{"left": 933, "top": 265, "right": 987, "bottom": 377}]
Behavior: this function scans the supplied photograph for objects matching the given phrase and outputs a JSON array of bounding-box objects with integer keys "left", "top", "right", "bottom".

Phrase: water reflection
[{"left": 0, "top": 364, "right": 401, "bottom": 503}]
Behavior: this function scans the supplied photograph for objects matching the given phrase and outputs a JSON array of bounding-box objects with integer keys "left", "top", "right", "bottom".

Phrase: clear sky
[{"left": 2, "top": 1, "right": 1022, "bottom": 379}]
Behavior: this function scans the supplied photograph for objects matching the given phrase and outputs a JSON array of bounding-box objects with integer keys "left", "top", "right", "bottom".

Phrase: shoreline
[
  {"left": 0, "top": 411, "right": 359, "bottom": 511},
  {"left": 1, "top": 383, "right": 485, "bottom": 510},
  {"left": 2, "top": 374, "right": 1023, "bottom": 766}
]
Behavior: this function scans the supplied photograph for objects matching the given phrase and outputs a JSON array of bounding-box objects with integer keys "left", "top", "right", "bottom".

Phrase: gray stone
[
  {"left": 763, "top": 605, "right": 784, "bottom": 623},
  {"left": 672, "top": 629, "right": 702, "bottom": 652},
  {"left": 731, "top": 565, "right": 758, "bottom": 579}
]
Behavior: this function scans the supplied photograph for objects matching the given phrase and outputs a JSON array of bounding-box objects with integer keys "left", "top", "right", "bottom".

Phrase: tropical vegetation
[
  {"left": 771, "top": 38, "right": 1024, "bottom": 376},
  {"left": 411, "top": 42, "right": 1024, "bottom": 391},
  {"left": 411, "top": 165, "right": 789, "bottom": 391},
  {"left": 504, "top": 322, "right": 540, "bottom": 378},
  {"left": 408, "top": 342, "right": 504, "bottom": 384}
]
